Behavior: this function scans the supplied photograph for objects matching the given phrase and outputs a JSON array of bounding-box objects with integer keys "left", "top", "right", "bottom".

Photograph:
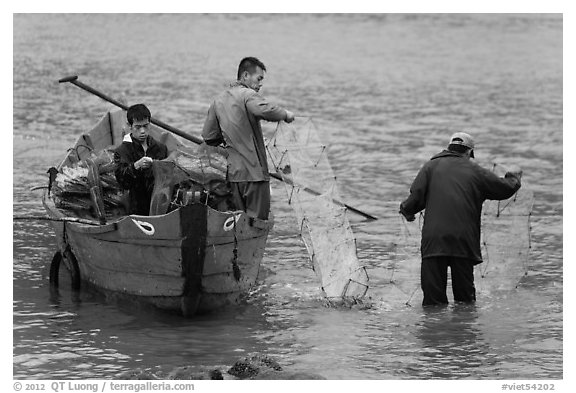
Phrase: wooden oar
[
  {"left": 269, "top": 172, "right": 377, "bottom": 220},
  {"left": 58, "top": 76, "right": 203, "bottom": 144},
  {"left": 58, "top": 75, "right": 378, "bottom": 221}
]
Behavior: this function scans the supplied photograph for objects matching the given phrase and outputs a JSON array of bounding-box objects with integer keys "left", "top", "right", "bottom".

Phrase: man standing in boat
[
  {"left": 399, "top": 132, "right": 522, "bottom": 306},
  {"left": 114, "top": 103, "right": 168, "bottom": 215},
  {"left": 202, "top": 57, "right": 295, "bottom": 220}
]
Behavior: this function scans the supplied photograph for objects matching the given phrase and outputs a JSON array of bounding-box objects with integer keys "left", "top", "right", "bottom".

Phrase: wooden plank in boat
[
  {"left": 202, "top": 237, "right": 265, "bottom": 276},
  {"left": 67, "top": 222, "right": 117, "bottom": 234},
  {"left": 67, "top": 232, "right": 183, "bottom": 276},
  {"left": 93, "top": 236, "right": 183, "bottom": 248},
  {"left": 87, "top": 112, "right": 115, "bottom": 151},
  {"left": 201, "top": 262, "right": 259, "bottom": 294},
  {"left": 81, "top": 262, "right": 185, "bottom": 297}
]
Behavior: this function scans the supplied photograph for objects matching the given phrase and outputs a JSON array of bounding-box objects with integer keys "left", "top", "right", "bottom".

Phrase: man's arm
[
  {"left": 245, "top": 92, "right": 293, "bottom": 123},
  {"left": 400, "top": 166, "right": 429, "bottom": 220},
  {"left": 202, "top": 103, "right": 225, "bottom": 146},
  {"left": 114, "top": 149, "right": 137, "bottom": 189},
  {"left": 480, "top": 166, "right": 522, "bottom": 200},
  {"left": 157, "top": 142, "right": 169, "bottom": 160}
]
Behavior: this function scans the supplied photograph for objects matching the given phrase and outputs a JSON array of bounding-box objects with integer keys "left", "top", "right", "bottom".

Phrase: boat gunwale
[{"left": 44, "top": 187, "right": 273, "bottom": 236}]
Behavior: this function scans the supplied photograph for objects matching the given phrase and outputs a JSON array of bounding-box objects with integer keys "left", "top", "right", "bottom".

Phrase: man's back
[
  {"left": 203, "top": 83, "right": 287, "bottom": 182},
  {"left": 215, "top": 85, "right": 267, "bottom": 181},
  {"left": 422, "top": 152, "right": 488, "bottom": 260},
  {"left": 404, "top": 150, "right": 521, "bottom": 262}
]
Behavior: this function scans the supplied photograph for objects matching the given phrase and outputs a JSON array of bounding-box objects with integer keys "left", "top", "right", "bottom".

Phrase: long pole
[
  {"left": 58, "top": 75, "right": 377, "bottom": 220},
  {"left": 58, "top": 76, "right": 203, "bottom": 144}
]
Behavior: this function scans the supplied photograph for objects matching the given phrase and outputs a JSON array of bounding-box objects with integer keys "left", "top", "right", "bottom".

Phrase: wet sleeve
[
  {"left": 479, "top": 166, "right": 521, "bottom": 200},
  {"left": 201, "top": 103, "right": 225, "bottom": 146},
  {"left": 400, "top": 165, "right": 428, "bottom": 215},
  {"left": 113, "top": 150, "right": 137, "bottom": 189},
  {"left": 245, "top": 92, "right": 288, "bottom": 122}
]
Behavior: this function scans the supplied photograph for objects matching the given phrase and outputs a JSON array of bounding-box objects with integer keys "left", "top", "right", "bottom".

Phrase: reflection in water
[
  {"left": 414, "top": 304, "right": 493, "bottom": 379},
  {"left": 14, "top": 276, "right": 276, "bottom": 379}
]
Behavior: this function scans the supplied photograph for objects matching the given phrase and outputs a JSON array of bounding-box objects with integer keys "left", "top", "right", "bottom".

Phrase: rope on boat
[{"left": 13, "top": 215, "right": 102, "bottom": 226}]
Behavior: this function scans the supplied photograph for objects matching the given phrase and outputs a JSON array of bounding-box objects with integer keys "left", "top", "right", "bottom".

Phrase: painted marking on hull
[
  {"left": 132, "top": 219, "right": 155, "bottom": 235},
  {"left": 223, "top": 214, "right": 242, "bottom": 231}
]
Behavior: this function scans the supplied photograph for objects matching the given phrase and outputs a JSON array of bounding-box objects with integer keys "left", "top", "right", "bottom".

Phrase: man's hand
[
  {"left": 399, "top": 202, "right": 416, "bottom": 222},
  {"left": 401, "top": 212, "right": 416, "bottom": 222},
  {"left": 285, "top": 110, "right": 295, "bottom": 123},
  {"left": 506, "top": 170, "right": 523, "bottom": 181},
  {"left": 134, "top": 156, "right": 153, "bottom": 170}
]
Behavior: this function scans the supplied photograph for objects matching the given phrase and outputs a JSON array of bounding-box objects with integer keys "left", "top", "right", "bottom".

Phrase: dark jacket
[
  {"left": 114, "top": 134, "right": 168, "bottom": 215},
  {"left": 202, "top": 82, "right": 288, "bottom": 182},
  {"left": 400, "top": 150, "right": 521, "bottom": 263}
]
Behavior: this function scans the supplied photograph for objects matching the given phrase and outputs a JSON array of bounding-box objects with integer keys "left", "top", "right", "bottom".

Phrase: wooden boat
[{"left": 42, "top": 109, "right": 273, "bottom": 316}]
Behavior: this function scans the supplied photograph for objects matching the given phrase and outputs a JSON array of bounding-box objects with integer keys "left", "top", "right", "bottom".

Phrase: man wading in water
[{"left": 400, "top": 132, "right": 522, "bottom": 306}]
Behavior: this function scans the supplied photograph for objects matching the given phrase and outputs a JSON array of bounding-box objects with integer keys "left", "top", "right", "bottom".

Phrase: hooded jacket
[
  {"left": 400, "top": 150, "right": 521, "bottom": 263},
  {"left": 201, "top": 82, "right": 288, "bottom": 182},
  {"left": 114, "top": 134, "right": 168, "bottom": 215}
]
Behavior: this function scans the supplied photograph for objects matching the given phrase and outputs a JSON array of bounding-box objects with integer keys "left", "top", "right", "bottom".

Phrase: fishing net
[
  {"left": 52, "top": 144, "right": 231, "bottom": 218},
  {"left": 385, "top": 164, "right": 533, "bottom": 306},
  {"left": 150, "top": 145, "right": 230, "bottom": 215},
  {"left": 476, "top": 165, "right": 534, "bottom": 293},
  {"left": 380, "top": 214, "right": 425, "bottom": 306},
  {"left": 267, "top": 119, "right": 369, "bottom": 301},
  {"left": 51, "top": 149, "right": 126, "bottom": 218}
]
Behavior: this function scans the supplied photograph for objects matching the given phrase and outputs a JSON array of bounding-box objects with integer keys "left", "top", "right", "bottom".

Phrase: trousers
[
  {"left": 421, "top": 256, "right": 476, "bottom": 306},
  {"left": 230, "top": 181, "right": 271, "bottom": 220}
]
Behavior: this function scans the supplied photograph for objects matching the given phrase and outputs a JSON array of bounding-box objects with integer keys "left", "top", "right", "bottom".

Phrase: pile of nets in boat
[
  {"left": 52, "top": 144, "right": 231, "bottom": 218},
  {"left": 51, "top": 149, "right": 126, "bottom": 218},
  {"left": 267, "top": 118, "right": 369, "bottom": 302}
]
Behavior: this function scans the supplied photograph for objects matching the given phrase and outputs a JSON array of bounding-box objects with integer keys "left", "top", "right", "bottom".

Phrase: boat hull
[{"left": 45, "top": 199, "right": 272, "bottom": 316}]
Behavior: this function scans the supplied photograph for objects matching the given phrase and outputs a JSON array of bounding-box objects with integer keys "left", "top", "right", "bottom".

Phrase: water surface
[{"left": 12, "top": 13, "right": 562, "bottom": 380}]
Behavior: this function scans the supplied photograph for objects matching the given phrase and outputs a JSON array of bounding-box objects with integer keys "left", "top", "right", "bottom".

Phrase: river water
[{"left": 12, "top": 14, "right": 563, "bottom": 381}]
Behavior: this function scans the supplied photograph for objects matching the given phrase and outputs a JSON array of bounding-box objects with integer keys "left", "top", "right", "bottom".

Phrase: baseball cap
[{"left": 448, "top": 132, "right": 475, "bottom": 158}]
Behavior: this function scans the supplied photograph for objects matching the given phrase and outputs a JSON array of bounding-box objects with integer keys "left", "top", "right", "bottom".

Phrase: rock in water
[
  {"left": 227, "top": 354, "right": 282, "bottom": 379},
  {"left": 253, "top": 369, "right": 326, "bottom": 380},
  {"left": 228, "top": 353, "right": 325, "bottom": 379},
  {"left": 167, "top": 366, "right": 225, "bottom": 380},
  {"left": 116, "top": 369, "right": 158, "bottom": 380}
]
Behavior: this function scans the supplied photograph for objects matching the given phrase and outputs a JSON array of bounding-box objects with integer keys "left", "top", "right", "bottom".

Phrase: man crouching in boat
[
  {"left": 201, "top": 56, "right": 295, "bottom": 220},
  {"left": 114, "top": 104, "right": 168, "bottom": 215}
]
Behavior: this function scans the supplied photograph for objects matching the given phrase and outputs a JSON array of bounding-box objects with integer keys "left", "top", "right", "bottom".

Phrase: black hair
[
  {"left": 127, "top": 104, "right": 151, "bottom": 126},
  {"left": 448, "top": 144, "right": 471, "bottom": 154},
  {"left": 237, "top": 57, "right": 267, "bottom": 80}
]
